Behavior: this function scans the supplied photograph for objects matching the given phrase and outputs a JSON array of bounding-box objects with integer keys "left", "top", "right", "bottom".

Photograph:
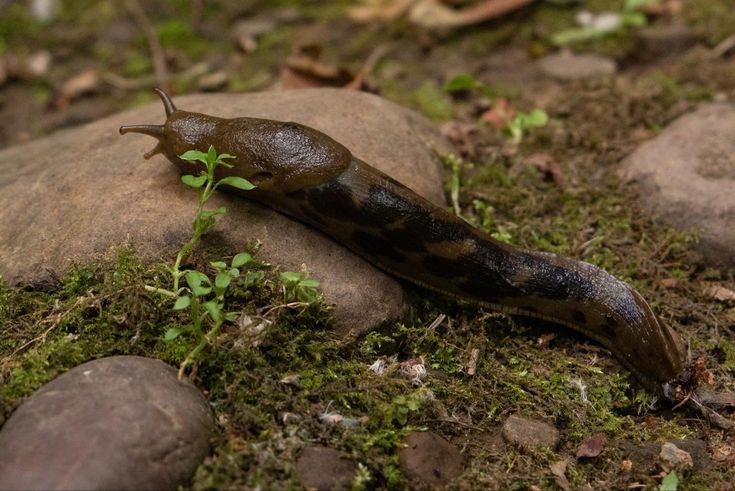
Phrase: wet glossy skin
[{"left": 120, "top": 89, "right": 692, "bottom": 399}]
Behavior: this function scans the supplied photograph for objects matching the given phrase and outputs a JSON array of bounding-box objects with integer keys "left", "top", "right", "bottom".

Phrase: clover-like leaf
[
  {"left": 231, "top": 253, "right": 252, "bottom": 268},
  {"left": 525, "top": 109, "right": 549, "bottom": 127},
  {"left": 215, "top": 271, "right": 231, "bottom": 290},
  {"left": 164, "top": 327, "right": 183, "bottom": 341},
  {"left": 186, "top": 271, "right": 211, "bottom": 296},
  {"left": 444, "top": 74, "right": 479, "bottom": 93},
  {"left": 173, "top": 295, "right": 191, "bottom": 310},
  {"left": 181, "top": 174, "right": 207, "bottom": 188},
  {"left": 217, "top": 176, "right": 256, "bottom": 191},
  {"left": 203, "top": 300, "right": 222, "bottom": 322}
]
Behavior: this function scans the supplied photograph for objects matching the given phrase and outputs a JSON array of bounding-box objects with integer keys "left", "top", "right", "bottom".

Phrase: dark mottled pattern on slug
[{"left": 351, "top": 230, "right": 406, "bottom": 263}]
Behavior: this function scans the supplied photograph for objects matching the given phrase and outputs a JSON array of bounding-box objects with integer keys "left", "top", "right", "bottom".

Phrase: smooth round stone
[
  {"left": 0, "top": 88, "right": 452, "bottom": 338},
  {"left": 501, "top": 414, "right": 560, "bottom": 450},
  {"left": 294, "top": 445, "right": 358, "bottom": 491},
  {"left": 0, "top": 356, "right": 213, "bottom": 491},
  {"left": 619, "top": 103, "right": 735, "bottom": 268},
  {"left": 397, "top": 431, "right": 464, "bottom": 484}
]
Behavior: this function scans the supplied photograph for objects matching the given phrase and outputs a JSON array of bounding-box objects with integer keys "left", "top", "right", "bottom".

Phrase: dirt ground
[{"left": 2, "top": 1, "right": 735, "bottom": 489}]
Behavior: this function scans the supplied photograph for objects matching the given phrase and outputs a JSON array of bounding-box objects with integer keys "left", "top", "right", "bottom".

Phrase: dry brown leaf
[
  {"left": 660, "top": 278, "right": 679, "bottom": 289},
  {"left": 481, "top": 98, "right": 513, "bottom": 129},
  {"left": 52, "top": 68, "right": 100, "bottom": 109},
  {"left": 281, "top": 45, "right": 353, "bottom": 90},
  {"left": 347, "top": 0, "right": 414, "bottom": 23},
  {"left": 549, "top": 460, "right": 571, "bottom": 491},
  {"left": 576, "top": 433, "right": 608, "bottom": 458},
  {"left": 703, "top": 283, "right": 735, "bottom": 302},
  {"left": 526, "top": 153, "right": 565, "bottom": 186},
  {"left": 537, "top": 332, "right": 556, "bottom": 347},
  {"left": 409, "top": 0, "right": 536, "bottom": 30}
]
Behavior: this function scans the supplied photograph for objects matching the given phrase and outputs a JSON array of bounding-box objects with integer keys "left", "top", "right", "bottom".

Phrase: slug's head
[{"left": 119, "top": 88, "right": 352, "bottom": 193}]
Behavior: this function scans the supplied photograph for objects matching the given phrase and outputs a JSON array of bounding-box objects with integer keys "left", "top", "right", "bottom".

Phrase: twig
[
  {"left": 467, "top": 347, "right": 480, "bottom": 376},
  {"left": 259, "top": 301, "right": 312, "bottom": 318},
  {"left": 125, "top": 0, "right": 169, "bottom": 88},
  {"left": 427, "top": 313, "right": 447, "bottom": 331},
  {"left": 688, "top": 397, "right": 735, "bottom": 431},
  {"left": 345, "top": 43, "right": 392, "bottom": 90},
  {"left": 711, "top": 33, "right": 735, "bottom": 59},
  {"left": 457, "top": 0, "right": 537, "bottom": 25}
]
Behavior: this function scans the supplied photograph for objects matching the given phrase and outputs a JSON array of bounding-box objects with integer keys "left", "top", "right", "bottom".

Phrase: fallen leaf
[
  {"left": 347, "top": 0, "right": 413, "bottom": 23},
  {"left": 52, "top": 68, "right": 100, "bottom": 109},
  {"left": 481, "top": 98, "right": 513, "bottom": 129},
  {"left": 549, "top": 459, "right": 571, "bottom": 491},
  {"left": 693, "top": 357, "right": 714, "bottom": 386},
  {"left": 576, "top": 433, "right": 608, "bottom": 458},
  {"left": 409, "top": 0, "right": 536, "bottom": 31},
  {"left": 526, "top": 153, "right": 565, "bottom": 186},
  {"left": 703, "top": 283, "right": 735, "bottom": 302},
  {"left": 660, "top": 278, "right": 679, "bottom": 289},
  {"left": 537, "top": 332, "right": 556, "bottom": 347},
  {"left": 281, "top": 45, "right": 353, "bottom": 89}
]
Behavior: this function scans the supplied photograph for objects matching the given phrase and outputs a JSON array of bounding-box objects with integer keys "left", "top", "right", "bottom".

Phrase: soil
[{"left": 2, "top": 1, "right": 735, "bottom": 489}]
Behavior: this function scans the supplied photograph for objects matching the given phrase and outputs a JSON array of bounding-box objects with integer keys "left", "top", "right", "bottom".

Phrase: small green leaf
[
  {"left": 186, "top": 271, "right": 211, "bottom": 296},
  {"left": 217, "top": 176, "right": 256, "bottom": 191},
  {"left": 203, "top": 300, "right": 222, "bottom": 322},
  {"left": 164, "top": 327, "right": 183, "bottom": 341},
  {"left": 179, "top": 150, "right": 208, "bottom": 165},
  {"left": 225, "top": 311, "right": 240, "bottom": 322},
  {"left": 181, "top": 174, "right": 207, "bottom": 188},
  {"left": 281, "top": 271, "right": 301, "bottom": 283},
  {"left": 229, "top": 268, "right": 240, "bottom": 277},
  {"left": 300, "top": 279, "right": 320, "bottom": 288},
  {"left": 215, "top": 271, "right": 231, "bottom": 289},
  {"left": 444, "top": 74, "right": 479, "bottom": 93},
  {"left": 173, "top": 295, "right": 190, "bottom": 310},
  {"left": 210, "top": 261, "right": 227, "bottom": 270},
  {"left": 207, "top": 145, "right": 217, "bottom": 165},
  {"left": 231, "top": 253, "right": 252, "bottom": 268},
  {"left": 525, "top": 109, "right": 549, "bottom": 127},
  {"left": 660, "top": 471, "right": 679, "bottom": 491},
  {"left": 200, "top": 207, "right": 227, "bottom": 219}
]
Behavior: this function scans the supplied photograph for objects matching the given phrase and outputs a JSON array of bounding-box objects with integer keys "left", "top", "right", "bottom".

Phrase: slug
[{"left": 120, "top": 89, "right": 693, "bottom": 400}]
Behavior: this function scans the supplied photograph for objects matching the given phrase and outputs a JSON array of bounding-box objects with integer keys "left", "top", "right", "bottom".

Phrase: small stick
[
  {"left": 457, "top": 0, "right": 537, "bottom": 26},
  {"left": 711, "top": 33, "right": 735, "bottom": 59},
  {"left": 125, "top": 0, "right": 169, "bottom": 89},
  {"left": 467, "top": 347, "right": 480, "bottom": 376}
]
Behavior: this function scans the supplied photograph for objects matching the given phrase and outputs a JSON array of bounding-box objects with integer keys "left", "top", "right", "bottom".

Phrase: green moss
[{"left": 682, "top": 0, "right": 735, "bottom": 44}]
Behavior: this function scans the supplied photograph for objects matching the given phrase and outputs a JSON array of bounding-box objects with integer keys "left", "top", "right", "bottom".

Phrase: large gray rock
[
  {"left": 0, "top": 89, "right": 451, "bottom": 336},
  {"left": 619, "top": 103, "right": 735, "bottom": 269},
  {"left": 0, "top": 356, "right": 213, "bottom": 490}
]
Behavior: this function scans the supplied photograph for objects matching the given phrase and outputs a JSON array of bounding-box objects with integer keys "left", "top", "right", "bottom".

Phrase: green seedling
[
  {"left": 551, "top": 0, "right": 660, "bottom": 45},
  {"left": 280, "top": 271, "right": 320, "bottom": 303},
  {"left": 505, "top": 108, "right": 549, "bottom": 145},
  {"left": 144, "top": 145, "right": 255, "bottom": 377},
  {"left": 445, "top": 74, "right": 549, "bottom": 144}
]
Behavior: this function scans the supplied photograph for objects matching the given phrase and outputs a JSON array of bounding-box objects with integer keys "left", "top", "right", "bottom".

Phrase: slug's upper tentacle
[{"left": 120, "top": 89, "right": 693, "bottom": 400}]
